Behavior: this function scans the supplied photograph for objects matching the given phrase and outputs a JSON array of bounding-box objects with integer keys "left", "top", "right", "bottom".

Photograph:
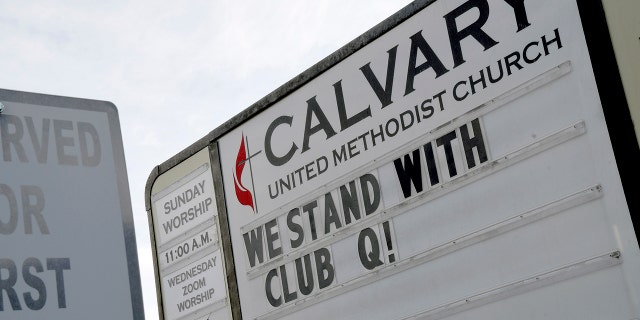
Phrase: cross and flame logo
[{"left": 233, "top": 133, "right": 256, "bottom": 213}]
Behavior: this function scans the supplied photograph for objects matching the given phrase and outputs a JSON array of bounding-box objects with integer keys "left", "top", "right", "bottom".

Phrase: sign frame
[
  {"left": 145, "top": 0, "right": 640, "bottom": 319},
  {"left": 147, "top": 147, "right": 237, "bottom": 320}
]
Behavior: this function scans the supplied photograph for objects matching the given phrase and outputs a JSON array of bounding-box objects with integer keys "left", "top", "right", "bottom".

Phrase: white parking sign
[{"left": 0, "top": 89, "right": 143, "bottom": 319}]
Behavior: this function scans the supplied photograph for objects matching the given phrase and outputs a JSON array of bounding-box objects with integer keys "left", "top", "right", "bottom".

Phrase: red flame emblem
[{"left": 234, "top": 134, "right": 255, "bottom": 211}]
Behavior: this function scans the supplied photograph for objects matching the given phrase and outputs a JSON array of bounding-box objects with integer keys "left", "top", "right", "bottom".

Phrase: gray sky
[{"left": 0, "top": 1, "right": 412, "bottom": 318}]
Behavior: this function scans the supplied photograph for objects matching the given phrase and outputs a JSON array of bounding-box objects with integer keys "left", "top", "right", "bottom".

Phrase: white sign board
[
  {"left": 0, "top": 89, "right": 143, "bottom": 319},
  {"left": 159, "top": 228, "right": 218, "bottom": 270},
  {"left": 217, "top": 0, "right": 640, "bottom": 319},
  {"left": 161, "top": 251, "right": 227, "bottom": 320},
  {"left": 150, "top": 149, "right": 231, "bottom": 320},
  {"left": 153, "top": 165, "right": 216, "bottom": 246}
]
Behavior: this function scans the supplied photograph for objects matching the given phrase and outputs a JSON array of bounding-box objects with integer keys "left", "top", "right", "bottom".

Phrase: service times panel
[{"left": 151, "top": 149, "right": 231, "bottom": 320}]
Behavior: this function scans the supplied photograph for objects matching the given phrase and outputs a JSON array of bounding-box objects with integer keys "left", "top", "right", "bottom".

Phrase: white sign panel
[
  {"left": 0, "top": 90, "right": 143, "bottom": 319},
  {"left": 217, "top": 0, "right": 640, "bottom": 319},
  {"left": 159, "top": 228, "right": 218, "bottom": 269},
  {"left": 161, "top": 251, "right": 227, "bottom": 320},
  {"left": 153, "top": 166, "right": 216, "bottom": 246}
]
